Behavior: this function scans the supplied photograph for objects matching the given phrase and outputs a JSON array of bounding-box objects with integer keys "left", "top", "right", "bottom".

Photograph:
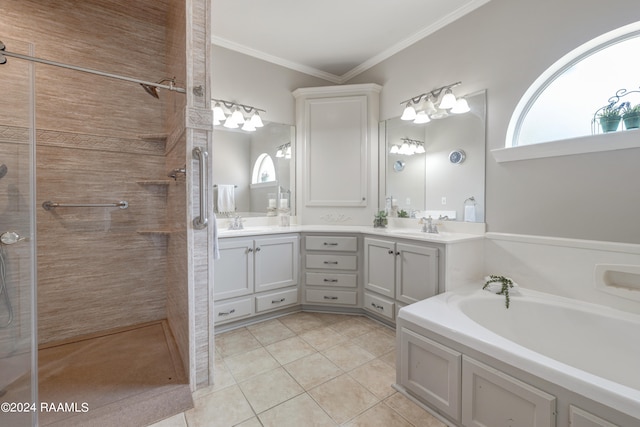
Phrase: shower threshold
[{"left": 38, "top": 320, "right": 192, "bottom": 426}]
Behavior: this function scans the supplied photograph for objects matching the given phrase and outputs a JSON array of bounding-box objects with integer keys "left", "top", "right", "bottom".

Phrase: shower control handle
[{"left": 0, "top": 231, "right": 27, "bottom": 245}]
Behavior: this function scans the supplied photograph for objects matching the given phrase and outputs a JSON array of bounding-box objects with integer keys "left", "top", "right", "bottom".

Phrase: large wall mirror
[
  {"left": 212, "top": 122, "right": 295, "bottom": 217},
  {"left": 379, "top": 90, "right": 486, "bottom": 222}
]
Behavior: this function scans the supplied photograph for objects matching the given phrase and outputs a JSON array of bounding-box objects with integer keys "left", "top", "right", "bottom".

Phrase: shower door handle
[{"left": 192, "top": 147, "right": 208, "bottom": 230}]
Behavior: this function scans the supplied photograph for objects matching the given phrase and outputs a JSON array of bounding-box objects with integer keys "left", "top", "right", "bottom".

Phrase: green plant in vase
[
  {"left": 373, "top": 210, "right": 388, "bottom": 228},
  {"left": 621, "top": 102, "right": 640, "bottom": 130},
  {"left": 597, "top": 104, "right": 622, "bottom": 133}
]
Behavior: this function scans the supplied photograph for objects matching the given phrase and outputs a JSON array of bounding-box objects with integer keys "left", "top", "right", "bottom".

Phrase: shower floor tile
[{"left": 38, "top": 320, "right": 192, "bottom": 426}]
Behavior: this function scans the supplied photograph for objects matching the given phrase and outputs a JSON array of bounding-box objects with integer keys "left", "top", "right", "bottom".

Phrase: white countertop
[{"left": 217, "top": 223, "right": 484, "bottom": 244}]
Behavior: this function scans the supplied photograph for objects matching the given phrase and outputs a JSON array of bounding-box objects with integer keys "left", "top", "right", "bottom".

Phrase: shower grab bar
[
  {"left": 193, "top": 147, "right": 208, "bottom": 230},
  {"left": 42, "top": 200, "right": 128, "bottom": 210}
]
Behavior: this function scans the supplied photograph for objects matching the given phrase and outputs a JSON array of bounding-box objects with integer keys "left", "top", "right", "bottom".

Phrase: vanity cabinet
[
  {"left": 293, "top": 84, "right": 381, "bottom": 224},
  {"left": 363, "top": 237, "right": 439, "bottom": 321},
  {"left": 302, "top": 234, "right": 359, "bottom": 307},
  {"left": 214, "top": 234, "right": 299, "bottom": 324}
]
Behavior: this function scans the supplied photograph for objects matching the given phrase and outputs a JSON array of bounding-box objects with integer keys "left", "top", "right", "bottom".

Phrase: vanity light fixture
[
  {"left": 275, "top": 142, "right": 291, "bottom": 159},
  {"left": 400, "top": 81, "right": 468, "bottom": 123},
  {"left": 389, "top": 138, "right": 425, "bottom": 156},
  {"left": 212, "top": 98, "right": 266, "bottom": 132},
  {"left": 451, "top": 97, "right": 470, "bottom": 114}
]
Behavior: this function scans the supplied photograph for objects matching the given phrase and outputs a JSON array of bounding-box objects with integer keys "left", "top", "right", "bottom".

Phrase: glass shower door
[{"left": 0, "top": 38, "right": 38, "bottom": 427}]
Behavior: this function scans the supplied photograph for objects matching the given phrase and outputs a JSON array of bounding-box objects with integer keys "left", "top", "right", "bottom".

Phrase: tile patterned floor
[{"left": 148, "top": 312, "right": 446, "bottom": 427}]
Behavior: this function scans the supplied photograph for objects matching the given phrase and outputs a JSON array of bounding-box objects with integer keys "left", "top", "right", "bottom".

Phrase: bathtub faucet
[{"left": 228, "top": 215, "right": 244, "bottom": 230}]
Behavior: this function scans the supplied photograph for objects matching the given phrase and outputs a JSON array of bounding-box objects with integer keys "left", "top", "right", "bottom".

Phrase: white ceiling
[{"left": 211, "top": 0, "right": 490, "bottom": 84}]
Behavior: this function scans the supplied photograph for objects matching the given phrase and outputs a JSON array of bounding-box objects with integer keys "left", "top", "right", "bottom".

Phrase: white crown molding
[
  {"left": 340, "top": 0, "right": 492, "bottom": 82},
  {"left": 212, "top": 36, "right": 343, "bottom": 84},
  {"left": 213, "top": 0, "right": 491, "bottom": 84}
]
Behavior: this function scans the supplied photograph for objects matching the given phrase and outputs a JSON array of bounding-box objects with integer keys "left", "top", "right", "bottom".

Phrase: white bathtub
[{"left": 397, "top": 286, "right": 640, "bottom": 422}]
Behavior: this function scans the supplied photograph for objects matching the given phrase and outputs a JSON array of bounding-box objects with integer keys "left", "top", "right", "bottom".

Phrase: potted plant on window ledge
[
  {"left": 597, "top": 104, "right": 622, "bottom": 133},
  {"left": 621, "top": 102, "right": 640, "bottom": 130}
]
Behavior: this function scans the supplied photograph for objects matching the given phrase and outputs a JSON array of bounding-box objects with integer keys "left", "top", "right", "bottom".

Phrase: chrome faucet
[
  {"left": 420, "top": 216, "right": 438, "bottom": 234},
  {"left": 228, "top": 214, "right": 244, "bottom": 230}
]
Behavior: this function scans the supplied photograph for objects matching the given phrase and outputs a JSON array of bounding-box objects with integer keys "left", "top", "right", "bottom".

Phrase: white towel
[
  {"left": 217, "top": 185, "right": 235, "bottom": 213},
  {"left": 213, "top": 213, "right": 220, "bottom": 260},
  {"left": 464, "top": 204, "right": 476, "bottom": 222}
]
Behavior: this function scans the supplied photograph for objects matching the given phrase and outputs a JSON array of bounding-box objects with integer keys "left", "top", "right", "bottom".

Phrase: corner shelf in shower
[
  {"left": 137, "top": 229, "right": 174, "bottom": 236},
  {"left": 136, "top": 180, "right": 173, "bottom": 186}
]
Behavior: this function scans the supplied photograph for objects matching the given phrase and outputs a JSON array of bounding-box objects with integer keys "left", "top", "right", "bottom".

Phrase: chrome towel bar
[{"left": 42, "top": 200, "right": 128, "bottom": 210}]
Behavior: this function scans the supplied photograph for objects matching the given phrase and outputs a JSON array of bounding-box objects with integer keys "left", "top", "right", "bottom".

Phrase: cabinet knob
[
  {"left": 323, "top": 242, "right": 338, "bottom": 246},
  {"left": 323, "top": 296, "right": 339, "bottom": 300},
  {"left": 371, "top": 303, "right": 384, "bottom": 310},
  {"left": 218, "top": 309, "right": 236, "bottom": 316},
  {"left": 272, "top": 298, "right": 286, "bottom": 304},
  {"left": 323, "top": 261, "right": 338, "bottom": 265},
  {"left": 396, "top": 251, "right": 400, "bottom": 256},
  {"left": 255, "top": 247, "right": 261, "bottom": 252},
  {"left": 247, "top": 248, "right": 253, "bottom": 253},
  {"left": 388, "top": 250, "right": 394, "bottom": 255},
  {"left": 324, "top": 278, "right": 338, "bottom": 283}
]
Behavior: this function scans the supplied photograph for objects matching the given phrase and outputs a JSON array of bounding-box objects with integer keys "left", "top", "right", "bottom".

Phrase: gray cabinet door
[{"left": 462, "top": 356, "right": 556, "bottom": 427}]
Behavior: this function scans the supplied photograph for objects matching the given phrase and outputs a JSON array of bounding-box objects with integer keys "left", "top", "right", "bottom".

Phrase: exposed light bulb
[
  {"left": 451, "top": 98, "right": 470, "bottom": 114},
  {"left": 285, "top": 145, "right": 292, "bottom": 159},
  {"left": 389, "top": 145, "right": 399, "bottom": 154},
  {"left": 275, "top": 148, "right": 284, "bottom": 158},
  {"left": 401, "top": 103, "right": 417, "bottom": 121},
  {"left": 399, "top": 142, "right": 410, "bottom": 155},
  {"left": 438, "top": 90, "right": 457, "bottom": 109},
  {"left": 415, "top": 144, "right": 426, "bottom": 154}
]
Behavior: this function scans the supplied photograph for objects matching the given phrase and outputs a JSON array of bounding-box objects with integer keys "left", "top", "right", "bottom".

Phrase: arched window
[
  {"left": 504, "top": 22, "right": 640, "bottom": 156},
  {"left": 251, "top": 153, "right": 276, "bottom": 184}
]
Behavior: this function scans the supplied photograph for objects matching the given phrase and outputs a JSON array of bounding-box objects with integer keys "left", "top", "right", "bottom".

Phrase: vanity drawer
[
  {"left": 306, "top": 289, "right": 357, "bottom": 305},
  {"left": 306, "top": 235, "right": 357, "bottom": 252},
  {"left": 364, "top": 292, "right": 395, "bottom": 321},
  {"left": 306, "top": 272, "right": 357, "bottom": 288},
  {"left": 213, "top": 297, "right": 253, "bottom": 323},
  {"left": 255, "top": 288, "right": 299, "bottom": 313},
  {"left": 306, "top": 254, "right": 357, "bottom": 270}
]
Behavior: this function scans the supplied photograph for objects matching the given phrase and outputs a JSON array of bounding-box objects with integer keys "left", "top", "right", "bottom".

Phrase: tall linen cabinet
[{"left": 293, "top": 84, "right": 381, "bottom": 225}]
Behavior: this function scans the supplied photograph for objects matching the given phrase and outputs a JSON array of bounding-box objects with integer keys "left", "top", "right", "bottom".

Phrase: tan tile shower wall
[{"left": 1, "top": 0, "right": 180, "bottom": 344}]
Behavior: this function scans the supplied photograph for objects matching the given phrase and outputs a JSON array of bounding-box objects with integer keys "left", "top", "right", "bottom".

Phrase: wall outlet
[{"left": 441, "top": 196, "right": 447, "bottom": 205}]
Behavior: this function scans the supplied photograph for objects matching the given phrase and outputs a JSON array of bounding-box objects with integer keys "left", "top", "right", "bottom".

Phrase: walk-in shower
[{"left": 1, "top": 16, "right": 193, "bottom": 424}]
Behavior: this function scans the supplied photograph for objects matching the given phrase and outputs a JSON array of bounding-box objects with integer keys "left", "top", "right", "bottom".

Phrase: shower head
[
  {"left": 140, "top": 77, "right": 176, "bottom": 99},
  {"left": 140, "top": 83, "right": 159, "bottom": 98},
  {"left": 0, "top": 164, "right": 7, "bottom": 180}
]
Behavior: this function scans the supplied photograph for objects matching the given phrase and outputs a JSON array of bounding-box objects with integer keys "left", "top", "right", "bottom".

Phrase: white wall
[
  {"left": 348, "top": 0, "right": 640, "bottom": 244},
  {"left": 211, "top": 46, "right": 333, "bottom": 125},
  {"left": 212, "top": 0, "right": 640, "bottom": 243}
]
